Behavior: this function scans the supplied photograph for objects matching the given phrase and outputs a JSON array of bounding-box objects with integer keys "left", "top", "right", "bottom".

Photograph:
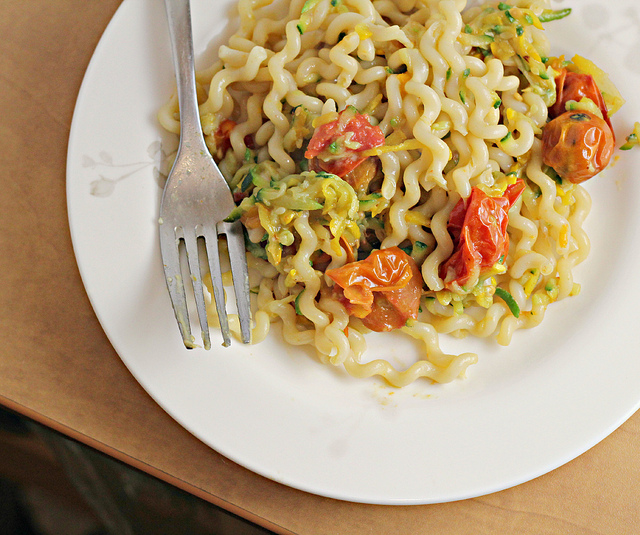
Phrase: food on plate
[{"left": 158, "top": 0, "right": 624, "bottom": 386}]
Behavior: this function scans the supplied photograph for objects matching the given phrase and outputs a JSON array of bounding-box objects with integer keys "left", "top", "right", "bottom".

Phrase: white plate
[{"left": 67, "top": 0, "right": 640, "bottom": 504}]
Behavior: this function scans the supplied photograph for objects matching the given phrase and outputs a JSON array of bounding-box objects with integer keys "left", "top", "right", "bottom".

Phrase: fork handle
[{"left": 164, "top": 0, "right": 207, "bottom": 152}]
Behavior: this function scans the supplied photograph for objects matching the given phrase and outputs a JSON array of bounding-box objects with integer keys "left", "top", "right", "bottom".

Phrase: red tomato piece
[
  {"left": 214, "top": 119, "right": 236, "bottom": 156},
  {"left": 326, "top": 247, "right": 423, "bottom": 332},
  {"left": 542, "top": 111, "right": 614, "bottom": 184},
  {"left": 307, "top": 153, "right": 366, "bottom": 181},
  {"left": 440, "top": 181, "right": 525, "bottom": 292},
  {"left": 305, "top": 109, "right": 385, "bottom": 178},
  {"left": 550, "top": 69, "right": 613, "bottom": 138}
]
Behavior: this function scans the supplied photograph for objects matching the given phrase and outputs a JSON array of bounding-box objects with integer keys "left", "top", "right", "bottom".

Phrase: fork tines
[{"left": 160, "top": 217, "right": 251, "bottom": 350}]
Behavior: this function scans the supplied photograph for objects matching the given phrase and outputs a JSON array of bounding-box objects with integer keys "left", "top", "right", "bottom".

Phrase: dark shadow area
[{"left": 0, "top": 406, "right": 275, "bottom": 535}]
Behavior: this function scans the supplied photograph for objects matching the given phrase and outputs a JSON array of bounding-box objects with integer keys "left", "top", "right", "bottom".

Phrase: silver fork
[{"left": 159, "top": 0, "right": 251, "bottom": 349}]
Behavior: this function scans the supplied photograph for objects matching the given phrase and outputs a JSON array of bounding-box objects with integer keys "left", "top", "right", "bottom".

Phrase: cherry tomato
[
  {"left": 542, "top": 111, "right": 614, "bottom": 184},
  {"left": 551, "top": 69, "right": 613, "bottom": 136},
  {"left": 326, "top": 247, "right": 422, "bottom": 332},
  {"left": 440, "top": 181, "right": 525, "bottom": 292},
  {"left": 305, "top": 109, "right": 385, "bottom": 178}
]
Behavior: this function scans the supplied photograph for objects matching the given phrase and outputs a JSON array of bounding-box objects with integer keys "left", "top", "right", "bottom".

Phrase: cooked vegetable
[
  {"left": 460, "top": 4, "right": 556, "bottom": 105},
  {"left": 570, "top": 55, "right": 625, "bottom": 116},
  {"left": 294, "top": 290, "right": 305, "bottom": 315},
  {"left": 326, "top": 247, "right": 422, "bottom": 331},
  {"left": 620, "top": 122, "right": 640, "bottom": 150},
  {"left": 494, "top": 287, "right": 520, "bottom": 317},
  {"left": 305, "top": 107, "right": 385, "bottom": 178},
  {"left": 538, "top": 8, "right": 571, "bottom": 23},
  {"left": 550, "top": 68, "right": 613, "bottom": 136},
  {"left": 296, "top": 0, "right": 322, "bottom": 34},
  {"left": 244, "top": 230, "right": 268, "bottom": 260},
  {"left": 542, "top": 111, "right": 614, "bottom": 184},
  {"left": 213, "top": 119, "right": 235, "bottom": 158},
  {"left": 227, "top": 171, "right": 361, "bottom": 264},
  {"left": 440, "top": 181, "right": 525, "bottom": 292}
]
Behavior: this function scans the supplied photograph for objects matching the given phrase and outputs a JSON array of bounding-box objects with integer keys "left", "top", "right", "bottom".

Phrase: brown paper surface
[{"left": 1, "top": 1, "right": 638, "bottom": 533}]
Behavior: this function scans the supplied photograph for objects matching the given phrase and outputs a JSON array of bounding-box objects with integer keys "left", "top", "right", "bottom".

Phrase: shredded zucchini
[
  {"left": 494, "top": 287, "right": 520, "bottom": 317},
  {"left": 538, "top": 8, "right": 572, "bottom": 23},
  {"left": 620, "top": 122, "right": 640, "bottom": 150}
]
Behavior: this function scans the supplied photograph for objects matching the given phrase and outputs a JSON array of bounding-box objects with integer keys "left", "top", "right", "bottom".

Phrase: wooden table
[{"left": 1, "top": 1, "right": 639, "bottom": 533}]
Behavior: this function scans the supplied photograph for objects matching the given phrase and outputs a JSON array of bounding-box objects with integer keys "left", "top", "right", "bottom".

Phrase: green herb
[
  {"left": 245, "top": 238, "right": 268, "bottom": 261},
  {"left": 240, "top": 171, "right": 254, "bottom": 192},
  {"left": 500, "top": 131, "right": 512, "bottom": 143},
  {"left": 294, "top": 290, "right": 305, "bottom": 315},
  {"left": 463, "top": 68, "right": 470, "bottom": 78},
  {"left": 358, "top": 192, "right": 382, "bottom": 211},
  {"left": 498, "top": 2, "right": 512, "bottom": 10},
  {"left": 531, "top": 184, "right": 542, "bottom": 199},
  {"left": 224, "top": 205, "right": 244, "bottom": 222},
  {"left": 538, "top": 8, "right": 572, "bottom": 22},
  {"left": 464, "top": 24, "right": 473, "bottom": 34},
  {"left": 494, "top": 287, "right": 520, "bottom": 317},
  {"left": 544, "top": 166, "right": 563, "bottom": 185},
  {"left": 516, "top": 25, "right": 524, "bottom": 36},
  {"left": 524, "top": 13, "right": 534, "bottom": 25},
  {"left": 411, "top": 241, "right": 429, "bottom": 259},
  {"left": 504, "top": 10, "right": 516, "bottom": 23},
  {"left": 446, "top": 67, "right": 452, "bottom": 81},
  {"left": 459, "top": 90, "right": 466, "bottom": 104},
  {"left": 301, "top": 0, "right": 320, "bottom": 13},
  {"left": 493, "top": 98, "right": 502, "bottom": 109},
  {"left": 569, "top": 112, "right": 591, "bottom": 122},
  {"left": 620, "top": 132, "right": 639, "bottom": 150}
]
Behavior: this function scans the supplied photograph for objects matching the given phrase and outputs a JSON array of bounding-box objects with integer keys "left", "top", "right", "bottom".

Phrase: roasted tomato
[
  {"left": 213, "top": 119, "right": 236, "bottom": 157},
  {"left": 309, "top": 155, "right": 380, "bottom": 194},
  {"left": 326, "top": 247, "right": 422, "bottom": 332},
  {"left": 305, "top": 108, "right": 385, "bottom": 178},
  {"left": 542, "top": 111, "right": 614, "bottom": 184},
  {"left": 440, "top": 181, "right": 525, "bottom": 292},
  {"left": 550, "top": 69, "right": 613, "bottom": 135}
]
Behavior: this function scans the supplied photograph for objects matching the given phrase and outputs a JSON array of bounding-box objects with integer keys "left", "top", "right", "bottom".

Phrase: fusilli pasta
[{"left": 159, "top": 0, "right": 621, "bottom": 386}]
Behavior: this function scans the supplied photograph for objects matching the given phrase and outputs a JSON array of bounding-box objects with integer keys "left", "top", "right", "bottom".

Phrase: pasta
[{"left": 158, "top": 0, "right": 623, "bottom": 387}]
